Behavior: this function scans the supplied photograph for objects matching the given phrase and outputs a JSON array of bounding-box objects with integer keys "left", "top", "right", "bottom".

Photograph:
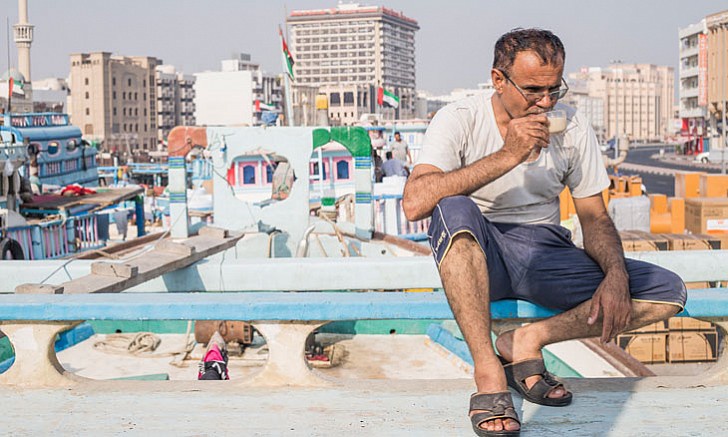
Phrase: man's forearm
[
  {"left": 581, "top": 214, "right": 628, "bottom": 277},
  {"left": 403, "top": 149, "right": 519, "bottom": 221}
]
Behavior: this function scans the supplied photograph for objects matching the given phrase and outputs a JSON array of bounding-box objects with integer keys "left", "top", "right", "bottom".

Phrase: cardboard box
[
  {"left": 663, "top": 233, "right": 721, "bottom": 251},
  {"left": 668, "top": 317, "right": 714, "bottom": 331},
  {"left": 626, "top": 321, "right": 668, "bottom": 333},
  {"left": 699, "top": 174, "right": 728, "bottom": 198},
  {"left": 685, "top": 281, "right": 711, "bottom": 290},
  {"left": 629, "top": 231, "right": 669, "bottom": 251},
  {"left": 617, "top": 332, "right": 668, "bottom": 364},
  {"left": 667, "top": 330, "right": 718, "bottom": 363},
  {"left": 685, "top": 198, "right": 728, "bottom": 235},
  {"left": 674, "top": 171, "right": 704, "bottom": 198}
]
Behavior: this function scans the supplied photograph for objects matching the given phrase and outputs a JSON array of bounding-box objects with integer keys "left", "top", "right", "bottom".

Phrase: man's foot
[
  {"left": 495, "top": 329, "right": 568, "bottom": 400},
  {"left": 470, "top": 356, "right": 521, "bottom": 433},
  {"left": 469, "top": 391, "right": 520, "bottom": 435}
]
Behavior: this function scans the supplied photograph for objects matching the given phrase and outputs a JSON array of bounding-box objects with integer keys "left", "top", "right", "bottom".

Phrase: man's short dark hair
[
  {"left": 493, "top": 28, "right": 565, "bottom": 74},
  {"left": 385, "top": 151, "right": 393, "bottom": 159},
  {"left": 394, "top": 131, "right": 401, "bottom": 136}
]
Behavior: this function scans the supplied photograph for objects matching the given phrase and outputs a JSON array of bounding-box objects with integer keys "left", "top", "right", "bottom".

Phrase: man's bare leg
[
  {"left": 495, "top": 299, "right": 679, "bottom": 393},
  {"left": 440, "top": 233, "right": 518, "bottom": 433}
]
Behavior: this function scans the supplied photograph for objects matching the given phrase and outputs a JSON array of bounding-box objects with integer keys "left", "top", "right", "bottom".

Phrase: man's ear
[{"left": 491, "top": 69, "right": 505, "bottom": 93}]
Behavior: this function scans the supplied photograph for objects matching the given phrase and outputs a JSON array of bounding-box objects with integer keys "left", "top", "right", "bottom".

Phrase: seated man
[
  {"left": 381, "top": 151, "right": 410, "bottom": 177},
  {"left": 402, "top": 28, "right": 685, "bottom": 437}
]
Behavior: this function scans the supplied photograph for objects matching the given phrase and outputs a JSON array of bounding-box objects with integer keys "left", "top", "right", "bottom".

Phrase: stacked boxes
[{"left": 618, "top": 317, "right": 718, "bottom": 364}]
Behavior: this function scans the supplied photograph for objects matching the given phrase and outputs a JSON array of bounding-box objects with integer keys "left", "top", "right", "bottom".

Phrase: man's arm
[
  {"left": 402, "top": 114, "right": 550, "bottom": 221},
  {"left": 573, "top": 194, "right": 631, "bottom": 343}
]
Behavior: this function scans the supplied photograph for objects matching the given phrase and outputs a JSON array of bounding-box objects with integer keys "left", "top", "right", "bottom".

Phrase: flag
[
  {"left": 255, "top": 100, "right": 276, "bottom": 112},
  {"left": 279, "top": 26, "right": 294, "bottom": 80},
  {"left": 8, "top": 78, "right": 24, "bottom": 96},
  {"left": 377, "top": 87, "right": 399, "bottom": 108}
]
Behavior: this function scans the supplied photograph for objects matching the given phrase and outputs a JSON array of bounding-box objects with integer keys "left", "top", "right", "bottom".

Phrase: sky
[{"left": 3, "top": 0, "right": 727, "bottom": 94}]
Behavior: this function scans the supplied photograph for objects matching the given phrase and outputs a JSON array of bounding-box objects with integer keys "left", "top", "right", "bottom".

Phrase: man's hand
[
  {"left": 501, "top": 114, "right": 550, "bottom": 163},
  {"left": 587, "top": 270, "right": 632, "bottom": 343}
]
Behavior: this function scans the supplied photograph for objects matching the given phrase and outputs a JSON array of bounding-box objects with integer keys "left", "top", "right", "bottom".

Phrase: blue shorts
[{"left": 427, "top": 196, "right": 686, "bottom": 311}]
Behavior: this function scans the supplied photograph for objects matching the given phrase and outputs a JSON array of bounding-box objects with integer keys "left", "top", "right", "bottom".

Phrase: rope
[{"left": 93, "top": 331, "right": 195, "bottom": 359}]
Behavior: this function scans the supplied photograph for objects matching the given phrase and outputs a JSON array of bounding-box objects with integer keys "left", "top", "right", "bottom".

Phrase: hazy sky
[{"left": 4, "top": 0, "right": 727, "bottom": 94}]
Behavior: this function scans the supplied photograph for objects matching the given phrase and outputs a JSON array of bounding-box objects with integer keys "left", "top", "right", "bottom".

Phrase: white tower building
[{"left": 14, "top": 0, "right": 33, "bottom": 83}]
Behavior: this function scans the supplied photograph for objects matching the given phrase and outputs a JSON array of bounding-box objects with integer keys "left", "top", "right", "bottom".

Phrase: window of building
[
  {"left": 134, "top": 92, "right": 138, "bottom": 100},
  {"left": 143, "top": 79, "right": 146, "bottom": 87},
  {"left": 85, "top": 92, "right": 89, "bottom": 99},
  {"left": 243, "top": 165, "right": 256, "bottom": 185},
  {"left": 113, "top": 77, "right": 116, "bottom": 86},
  {"left": 343, "top": 92, "right": 354, "bottom": 104},
  {"left": 135, "top": 108, "right": 138, "bottom": 116},
  {"left": 84, "top": 78, "right": 89, "bottom": 86},
  {"left": 336, "top": 160, "right": 349, "bottom": 180},
  {"left": 123, "top": 92, "right": 126, "bottom": 100},
  {"left": 128, "top": 78, "right": 132, "bottom": 87},
  {"left": 143, "top": 93, "right": 146, "bottom": 101},
  {"left": 123, "top": 108, "right": 126, "bottom": 116},
  {"left": 123, "top": 124, "right": 127, "bottom": 131},
  {"left": 113, "top": 91, "right": 116, "bottom": 99},
  {"left": 329, "top": 92, "right": 341, "bottom": 106},
  {"left": 113, "top": 108, "right": 117, "bottom": 116},
  {"left": 85, "top": 108, "right": 90, "bottom": 116}
]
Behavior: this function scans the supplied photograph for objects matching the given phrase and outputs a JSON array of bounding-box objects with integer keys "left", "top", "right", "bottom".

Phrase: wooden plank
[
  {"left": 91, "top": 262, "right": 138, "bottom": 279},
  {"left": 198, "top": 226, "right": 229, "bottom": 239},
  {"left": 14, "top": 284, "right": 64, "bottom": 294},
  {"left": 14, "top": 231, "right": 243, "bottom": 295}
]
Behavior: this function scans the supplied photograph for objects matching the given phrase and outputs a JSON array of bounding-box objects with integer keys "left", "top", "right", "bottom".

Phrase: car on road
[{"left": 694, "top": 151, "right": 710, "bottom": 163}]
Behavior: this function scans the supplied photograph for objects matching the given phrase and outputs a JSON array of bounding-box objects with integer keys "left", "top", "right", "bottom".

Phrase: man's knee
[
  {"left": 432, "top": 196, "right": 483, "bottom": 229},
  {"left": 664, "top": 270, "right": 687, "bottom": 309}
]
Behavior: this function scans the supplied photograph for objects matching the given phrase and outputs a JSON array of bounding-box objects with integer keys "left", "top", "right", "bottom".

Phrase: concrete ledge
[{"left": 1, "top": 377, "right": 726, "bottom": 435}]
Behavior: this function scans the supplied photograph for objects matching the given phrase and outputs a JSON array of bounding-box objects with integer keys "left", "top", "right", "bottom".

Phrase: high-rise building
[
  {"left": 569, "top": 64, "right": 674, "bottom": 142},
  {"left": 286, "top": 3, "right": 419, "bottom": 122},
  {"left": 156, "top": 65, "right": 195, "bottom": 143},
  {"left": 68, "top": 53, "right": 161, "bottom": 156},
  {"left": 194, "top": 54, "right": 282, "bottom": 127},
  {"left": 678, "top": 19, "right": 708, "bottom": 153},
  {"left": 706, "top": 10, "right": 728, "bottom": 152}
]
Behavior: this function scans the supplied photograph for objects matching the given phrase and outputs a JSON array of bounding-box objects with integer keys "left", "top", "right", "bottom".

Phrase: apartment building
[
  {"left": 68, "top": 52, "right": 160, "bottom": 154},
  {"left": 287, "top": 3, "right": 419, "bottom": 122},
  {"left": 678, "top": 20, "right": 709, "bottom": 152},
  {"left": 569, "top": 64, "right": 674, "bottom": 142},
  {"left": 707, "top": 10, "right": 728, "bottom": 149},
  {"left": 194, "top": 54, "right": 282, "bottom": 127},
  {"left": 156, "top": 65, "right": 195, "bottom": 142}
]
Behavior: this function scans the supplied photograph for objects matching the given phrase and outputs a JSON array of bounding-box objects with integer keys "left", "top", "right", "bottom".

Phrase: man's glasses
[{"left": 498, "top": 70, "right": 569, "bottom": 103}]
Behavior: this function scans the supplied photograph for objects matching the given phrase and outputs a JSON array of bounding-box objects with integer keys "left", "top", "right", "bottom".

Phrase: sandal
[
  {"left": 469, "top": 391, "right": 521, "bottom": 436},
  {"left": 498, "top": 356, "right": 572, "bottom": 407}
]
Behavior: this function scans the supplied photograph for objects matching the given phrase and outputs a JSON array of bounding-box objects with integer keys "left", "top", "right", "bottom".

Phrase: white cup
[{"left": 546, "top": 110, "right": 567, "bottom": 134}]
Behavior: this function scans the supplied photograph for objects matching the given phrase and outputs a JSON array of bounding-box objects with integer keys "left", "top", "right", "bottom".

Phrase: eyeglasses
[{"left": 498, "top": 70, "right": 569, "bottom": 103}]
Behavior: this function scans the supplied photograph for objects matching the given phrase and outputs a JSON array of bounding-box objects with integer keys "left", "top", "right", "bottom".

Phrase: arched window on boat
[
  {"left": 311, "top": 161, "right": 327, "bottom": 180},
  {"left": 243, "top": 164, "right": 256, "bottom": 185},
  {"left": 47, "top": 141, "right": 60, "bottom": 156},
  {"left": 265, "top": 164, "right": 274, "bottom": 184},
  {"left": 336, "top": 159, "right": 350, "bottom": 180}
]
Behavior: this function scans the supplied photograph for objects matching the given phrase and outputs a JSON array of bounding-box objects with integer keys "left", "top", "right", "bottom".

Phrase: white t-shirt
[{"left": 417, "top": 92, "right": 609, "bottom": 225}]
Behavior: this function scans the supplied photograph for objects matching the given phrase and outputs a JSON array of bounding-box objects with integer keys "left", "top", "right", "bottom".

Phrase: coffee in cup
[{"left": 546, "top": 110, "right": 567, "bottom": 134}]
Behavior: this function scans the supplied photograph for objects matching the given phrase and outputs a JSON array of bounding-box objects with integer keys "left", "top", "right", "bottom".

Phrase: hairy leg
[
  {"left": 440, "top": 233, "right": 518, "bottom": 433},
  {"left": 496, "top": 300, "right": 679, "bottom": 393}
]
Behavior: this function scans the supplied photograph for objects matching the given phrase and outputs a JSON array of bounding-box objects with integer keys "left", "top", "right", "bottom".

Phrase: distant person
[
  {"left": 381, "top": 151, "right": 409, "bottom": 178},
  {"left": 372, "top": 148, "right": 384, "bottom": 183},
  {"left": 402, "top": 28, "right": 686, "bottom": 436},
  {"left": 370, "top": 129, "right": 387, "bottom": 151},
  {"left": 389, "top": 131, "right": 412, "bottom": 164}
]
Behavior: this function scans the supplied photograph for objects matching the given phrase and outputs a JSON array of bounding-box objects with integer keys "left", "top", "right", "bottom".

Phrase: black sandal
[
  {"left": 469, "top": 391, "right": 521, "bottom": 436},
  {"left": 499, "top": 357, "right": 572, "bottom": 407}
]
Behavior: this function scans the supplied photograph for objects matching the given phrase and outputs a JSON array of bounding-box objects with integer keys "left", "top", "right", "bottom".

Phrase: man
[
  {"left": 389, "top": 131, "right": 412, "bottom": 164},
  {"left": 402, "top": 28, "right": 685, "bottom": 436},
  {"left": 381, "top": 151, "right": 410, "bottom": 178}
]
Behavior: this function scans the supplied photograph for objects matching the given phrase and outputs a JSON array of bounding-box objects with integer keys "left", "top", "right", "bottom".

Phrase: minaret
[{"left": 14, "top": 0, "right": 34, "bottom": 82}]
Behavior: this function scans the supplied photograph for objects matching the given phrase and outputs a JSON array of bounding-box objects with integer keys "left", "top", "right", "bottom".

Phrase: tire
[
  {"left": 0, "top": 238, "right": 25, "bottom": 260},
  {"left": 701, "top": 157, "right": 709, "bottom": 164}
]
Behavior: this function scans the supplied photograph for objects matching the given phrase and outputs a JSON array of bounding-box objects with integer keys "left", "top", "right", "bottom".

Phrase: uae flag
[
  {"left": 255, "top": 100, "right": 276, "bottom": 112},
  {"left": 7, "top": 78, "right": 24, "bottom": 97},
  {"left": 279, "top": 26, "right": 294, "bottom": 80},
  {"left": 377, "top": 87, "right": 399, "bottom": 108}
]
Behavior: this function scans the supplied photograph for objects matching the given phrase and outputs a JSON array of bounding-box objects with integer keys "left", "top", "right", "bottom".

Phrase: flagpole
[{"left": 279, "top": 25, "right": 294, "bottom": 127}]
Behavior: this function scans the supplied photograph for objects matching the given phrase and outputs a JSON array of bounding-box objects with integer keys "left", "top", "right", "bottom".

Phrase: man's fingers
[{"left": 601, "top": 316, "right": 613, "bottom": 343}]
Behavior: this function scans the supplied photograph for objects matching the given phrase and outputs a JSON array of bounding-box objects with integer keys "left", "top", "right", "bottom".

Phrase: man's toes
[
  {"left": 548, "top": 386, "right": 567, "bottom": 398},
  {"left": 493, "top": 418, "right": 503, "bottom": 431},
  {"left": 504, "top": 418, "right": 520, "bottom": 431}
]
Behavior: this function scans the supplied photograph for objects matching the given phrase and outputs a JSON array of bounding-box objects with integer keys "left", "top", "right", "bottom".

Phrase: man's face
[
  {"left": 492, "top": 50, "right": 564, "bottom": 119},
  {"left": 395, "top": 133, "right": 401, "bottom": 141}
]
